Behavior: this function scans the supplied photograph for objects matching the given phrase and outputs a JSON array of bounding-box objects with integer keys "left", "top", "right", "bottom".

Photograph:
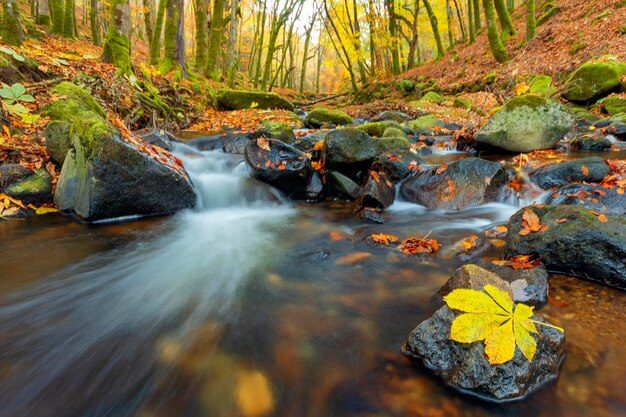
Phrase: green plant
[
  {"left": 0, "top": 83, "right": 38, "bottom": 124},
  {"left": 0, "top": 47, "right": 25, "bottom": 62}
]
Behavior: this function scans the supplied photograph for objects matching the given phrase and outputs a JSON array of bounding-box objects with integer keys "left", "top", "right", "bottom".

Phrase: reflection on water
[{"left": 0, "top": 141, "right": 624, "bottom": 417}]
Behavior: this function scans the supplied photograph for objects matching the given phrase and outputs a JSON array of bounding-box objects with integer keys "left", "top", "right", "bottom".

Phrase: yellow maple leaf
[{"left": 444, "top": 285, "right": 562, "bottom": 365}]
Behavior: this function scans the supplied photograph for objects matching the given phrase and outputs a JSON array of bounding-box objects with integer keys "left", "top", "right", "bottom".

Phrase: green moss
[
  {"left": 42, "top": 82, "right": 106, "bottom": 123},
  {"left": 563, "top": 57, "right": 626, "bottom": 102},
  {"left": 604, "top": 95, "right": 626, "bottom": 115},
  {"left": 452, "top": 98, "right": 471, "bottom": 109},
  {"left": 0, "top": 55, "right": 23, "bottom": 84},
  {"left": 538, "top": 5, "right": 559, "bottom": 25},
  {"left": 261, "top": 121, "right": 295, "bottom": 142},
  {"left": 357, "top": 121, "right": 403, "bottom": 137},
  {"left": 483, "top": 72, "right": 497, "bottom": 85},
  {"left": 529, "top": 75, "right": 556, "bottom": 97},
  {"left": 505, "top": 95, "right": 548, "bottom": 111},
  {"left": 421, "top": 91, "right": 444, "bottom": 104},
  {"left": 382, "top": 127, "right": 408, "bottom": 139},
  {"left": 408, "top": 115, "right": 447, "bottom": 131},
  {"left": 377, "top": 136, "right": 410, "bottom": 152},
  {"left": 69, "top": 112, "right": 116, "bottom": 159},
  {"left": 102, "top": 28, "right": 132, "bottom": 75},
  {"left": 4, "top": 168, "right": 52, "bottom": 197},
  {"left": 407, "top": 100, "right": 429, "bottom": 109},
  {"left": 305, "top": 107, "right": 353, "bottom": 127},
  {"left": 592, "top": 10, "right": 610, "bottom": 25},
  {"left": 569, "top": 40, "right": 586, "bottom": 56}
]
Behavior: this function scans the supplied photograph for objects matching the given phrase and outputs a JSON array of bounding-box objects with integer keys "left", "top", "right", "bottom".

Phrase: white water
[{"left": 0, "top": 143, "right": 294, "bottom": 416}]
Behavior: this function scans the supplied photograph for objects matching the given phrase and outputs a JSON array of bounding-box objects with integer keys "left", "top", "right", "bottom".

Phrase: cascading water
[{"left": 0, "top": 142, "right": 293, "bottom": 417}]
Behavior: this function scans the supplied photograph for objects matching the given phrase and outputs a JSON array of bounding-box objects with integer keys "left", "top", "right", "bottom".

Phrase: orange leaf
[
  {"left": 371, "top": 233, "right": 399, "bottom": 245},
  {"left": 597, "top": 214, "right": 608, "bottom": 223},
  {"left": 329, "top": 231, "right": 344, "bottom": 241},
  {"left": 555, "top": 218, "right": 567, "bottom": 224},
  {"left": 336, "top": 252, "right": 373, "bottom": 265},
  {"left": 581, "top": 165, "right": 589, "bottom": 176},
  {"left": 398, "top": 237, "right": 439, "bottom": 255},
  {"left": 257, "top": 137, "right": 271, "bottom": 152},
  {"left": 496, "top": 225, "right": 508, "bottom": 233},
  {"left": 436, "top": 164, "right": 448, "bottom": 175},
  {"left": 618, "top": 188, "right": 624, "bottom": 195}
]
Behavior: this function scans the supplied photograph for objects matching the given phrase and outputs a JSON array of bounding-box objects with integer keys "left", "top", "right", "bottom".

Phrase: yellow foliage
[{"left": 236, "top": 370, "right": 275, "bottom": 417}]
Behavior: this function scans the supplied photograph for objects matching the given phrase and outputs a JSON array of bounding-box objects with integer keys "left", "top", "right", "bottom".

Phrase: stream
[{"left": 0, "top": 136, "right": 625, "bottom": 417}]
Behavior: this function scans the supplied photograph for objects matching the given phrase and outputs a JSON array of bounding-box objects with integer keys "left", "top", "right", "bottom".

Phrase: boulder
[
  {"left": 563, "top": 57, "right": 626, "bottom": 103},
  {"left": 531, "top": 157, "right": 609, "bottom": 189},
  {"left": 222, "top": 133, "right": 251, "bottom": 154},
  {"left": 421, "top": 91, "right": 444, "bottom": 103},
  {"left": 328, "top": 170, "right": 361, "bottom": 200},
  {"left": 382, "top": 127, "right": 408, "bottom": 139},
  {"left": 355, "top": 171, "right": 395, "bottom": 210},
  {"left": 528, "top": 75, "right": 556, "bottom": 97},
  {"left": 216, "top": 89, "right": 294, "bottom": 111},
  {"left": 408, "top": 115, "right": 460, "bottom": 135},
  {"left": 41, "top": 81, "right": 106, "bottom": 123},
  {"left": 438, "top": 265, "right": 513, "bottom": 299},
  {"left": 399, "top": 158, "right": 509, "bottom": 210},
  {"left": 139, "top": 129, "right": 177, "bottom": 151},
  {"left": 475, "top": 95, "right": 574, "bottom": 153},
  {"left": 570, "top": 135, "right": 612, "bottom": 151},
  {"left": 505, "top": 205, "right": 626, "bottom": 289},
  {"left": 44, "top": 121, "right": 71, "bottom": 165},
  {"left": 259, "top": 121, "right": 296, "bottom": 143},
  {"left": 357, "top": 121, "right": 405, "bottom": 137},
  {"left": 304, "top": 107, "right": 353, "bottom": 128},
  {"left": 377, "top": 136, "right": 411, "bottom": 153},
  {"left": 481, "top": 263, "right": 549, "bottom": 307},
  {"left": 323, "top": 128, "right": 378, "bottom": 169},
  {"left": 371, "top": 152, "right": 422, "bottom": 183},
  {"left": 54, "top": 112, "right": 196, "bottom": 222},
  {"left": 244, "top": 138, "right": 315, "bottom": 200},
  {"left": 3, "top": 168, "right": 52, "bottom": 205},
  {"left": 545, "top": 183, "right": 626, "bottom": 214},
  {"left": 371, "top": 110, "right": 412, "bottom": 123},
  {"left": 603, "top": 95, "right": 626, "bottom": 116},
  {"left": 607, "top": 122, "right": 626, "bottom": 141},
  {"left": 402, "top": 304, "right": 565, "bottom": 402},
  {"left": 0, "top": 164, "right": 31, "bottom": 190}
]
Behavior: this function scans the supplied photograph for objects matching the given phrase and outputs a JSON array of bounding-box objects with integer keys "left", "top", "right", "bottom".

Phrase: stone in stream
[
  {"left": 139, "top": 129, "right": 178, "bottom": 151},
  {"left": 407, "top": 115, "right": 460, "bottom": 135},
  {"left": 216, "top": 89, "right": 294, "bottom": 111},
  {"left": 570, "top": 135, "right": 612, "bottom": 151},
  {"left": 304, "top": 107, "right": 354, "bottom": 128},
  {"left": 355, "top": 171, "right": 395, "bottom": 210},
  {"left": 607, "top": 122, "right": 626, "bottom": 141},
  {"left": 323, "top": 128, "right": 378, "bottom": 172},
  {"left": 371, "top": 110, "right": 412, "bottom": 123},
  {"left": 505, "top": 205, "right": 626, "bottom": 289},
  {"left": 2, "top": 167, "right": 52, "bottom": 205},
  {"left": 475, "top": 95, "right": 574, "bottom": 153},
  {"left": 222, "top": 133, "right": 251, "bottom": 154},
  {"left": 244, "top": 138, "right": 317, "bottom": 200},
  {"left": 399, "top": 158, "right": 509, "bottom": 210},
  {"left": 44, "top": 121, "right": 71, "bottom": 165},
  {"left": 371, "top": 151, "right": 422, "bottom": 183},
  {"left": 356, "top": 121, "right": 406, "bottom": 137},
  {"left": 0, "top": 164, "right": 32, "bottom": 190},
  {"left": 480, "top": 262, "right": 549, "bottom": 307},
  {"left": 545, "top": 183, "right": 626, "bottom": 215},
  {"left": 328, "top": 170, "right": 361, "bottom": 200},
  {"left": 402, "top": 301, "right": 565, "bottom": 402},
  {"left": 530, "top": 157, "right": 610, "bottom": 189}
]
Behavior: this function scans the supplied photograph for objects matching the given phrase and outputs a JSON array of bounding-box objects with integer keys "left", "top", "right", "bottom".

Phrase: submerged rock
[
  {"left": 304, "top": 107, "right": 353, "bottom": 128},
  {"left": 402, "top": 303, "right": 565, "bottom": 402},
  {"left": 531, "top": 157, "right": 609, "bottom": 189},
  {"left": 328, "top": 170, "right": 361, "bottom": 200},
  {"left": 570, "top": 135, "right": 612, "bottom": 151},
  {"left": 545, "top": 183, "right": 626, "bottom": 214},
  {"left": 505, "top": 205, "right": 626, "bottom": 289},
  {"left": 475, "top": 95, "right": 574, "bottom": 153},
  {"left": 244, "top": 138, "right": 315, "bottom": 200},
  {"left": 399, "top": 158, "right": 508, "bottom": 210},
  {"left": 216, "top": 89, "right": 294, "bottom": 111}
]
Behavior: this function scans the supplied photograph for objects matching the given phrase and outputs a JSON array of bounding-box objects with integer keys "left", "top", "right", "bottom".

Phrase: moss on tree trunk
[
  {"left": 422, "top": 0, "right": 445, "bottom": 60},
  {"left": 149, "top": 0, "right": 166, "bottom": 65},
  {"left": 206, "top": 0, "right": 226, "bottom": 80},
  {"left": 159, "top": 0, "right": 185, "bottom": 77},
  {"left": 494, "top": 0, "right": 515, "bottom": 40},
  {"left": 2, "top": 0, "right": 24, "bottom": 45},
  {"left": 526, "top": 0, "right": 536, "bottom": 41},
  {"left": 50, "top": 0, "right": 63, "bottom": 33},
  {"left": 102, "top": 0, "right": 132, "bottom": 74},
  {"left": 62, "top": 0, "right": 76, "bottom": 37},
  {"left": 194, "top": 0, "right": 208, "bottom": 70},
  {"left": 483, "top": 0, "right": 509, "bottom": 63}
]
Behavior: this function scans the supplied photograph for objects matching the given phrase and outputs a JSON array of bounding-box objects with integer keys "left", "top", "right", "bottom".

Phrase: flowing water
[{"left": 0, "top": 137, "right": 625, "bottom": 417}]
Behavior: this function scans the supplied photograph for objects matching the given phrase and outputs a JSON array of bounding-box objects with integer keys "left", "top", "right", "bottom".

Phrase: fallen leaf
[
  {"left": 257, "top": 137, "right": 271, "bottom": 152},
  {"left": 435, "top": 164, "right": 448, "bottom": 175},
  {"left": 397, "top": 237, "right": 439, "bottom": 255},
  {"left": 460, "top": 235, "right": 479, "bottom": 251},
  {"left": 336, "top": 252, "right": 373, "bottom": 265},
  {"left": 597, "top": 214, "right": 608, "bottom": 223},
  {"left": 581, "top": 165, "right": 589, "bottom": 176},
  {"left": 556, "top": 218, "right": 567, "bottom": 224},
  {"left": 370, "top": 233, "right": 399, "bottom": 245}
]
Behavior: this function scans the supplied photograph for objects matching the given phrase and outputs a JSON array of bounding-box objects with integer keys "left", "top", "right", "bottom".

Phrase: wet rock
[
  {"left": 3, "top": 167, "right": 52, "bottom": 205},
  {"left": 139, "top": 129, "right": 178, "bottom": 151},
  {"left": 289, "top": 132, "right": 325, "bottom": 153},
  {"left": 402, "top": 304, "right": 565, "bottom": 402},
  {"left": 244, "top": 138, "right": 314, "bottom": 200},
  {"left": 606, "top": 122, "right": 626, "bottom": 141},
  {"left": 304, "top": 108, "right": 353, "bottom": 128},
  {"left": 438, "top": 264, "right": 513, "bottom": 299},
  {"left": 475, "top": 95, "right": 574, "bottom": 153},
  {"left": 377, "top": 136, "right": 411, "bottom": 153},
  {"left": 54, "top": 112, "right": 195, "bottom": 222},
  {"left": 0, "top": 164, "right": 31, "bottom": 190},
  {"left": 305, "top": 172, "right": 324, "bottom": 201},
  {"left": 481, "top": 263, "right": 549, "bottom": 307},
  {"left": 531, "top": 157, "right": 610, "bottom": 189},
  {"left": 399, "top": 158, "right": 509, "bottom": 210},
  {"left": 187, "top": 135, "right": 225, "bottom": 151},
  {"left": 545, "top": 183, "right": 626, "bottom": 214},
  {"left": 323, "top": 128, "right": 378, "bottom": 169},
  {"left": 216, "top": 89, "right": 294, "bottom": 111},
  {"left": 570, "top": 135, "right": 612, "bottom": 151},
  {"left": 355, "top": 171, "right": 395, "bottom": 210},
  {"left": 222, "top": 134, "right": 252, "bottom": 154},
  {"left": 408, "top": 115, "right": 460, "bottom": 135},
  {"left": 382, "top": 127, "right": 408, "bottom": 139},
  {"left": 356, "top": 208, "right": 385, "bottom": 224},
  {"left": 328, "top": 170, "right": 361, "bottom": 199},
  {"left": 371, "top": 110, "right": 412, "bottom": 123},
  {"left": 563, "top": 57, "right": 626, "bottom": 103},
  {"left": 371, "top": 152, "right": 422, "bottom": 183},
  {"left": 505, "top": 205, "right": 626, "bottom": 289},
  {"left": 44, "top": 121, "right": 71, "bottom": 165},
  {"left": 258, "top": 121, "right": 296, "bottom": 143}
]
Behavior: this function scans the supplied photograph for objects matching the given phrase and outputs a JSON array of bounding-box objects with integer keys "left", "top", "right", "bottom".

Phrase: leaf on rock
[
  {"left": 370, "top": 233, "right": 399, "bottom": 245},
  {"left": 581, "top": 165, "right": 589, "bottom": 176},
  {"left": 257, "top": 137, "right": 271, "bottom": 152},
  {"left": 397, "top": 237, "right": 439, "bottom": 255}
]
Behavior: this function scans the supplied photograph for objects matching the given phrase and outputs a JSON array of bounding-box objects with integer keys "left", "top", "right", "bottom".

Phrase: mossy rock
[
  {"left": 563, "top": 57, "right": 626, "bottom": 102},
  {"left": 421, "top": 91, "right": 444, "bottom": 104},
  {"left": 44, "top": 120, "right": 71, "bottom": 165},
  {"left": 483, "top": 72, "right": 497, "bottom": 85},
  {"left": 408, "top": 115, "right": 449, "bottom": 132},
  {"left": 304, "top": 107, "right": 353, "bottom": 128},
  {"left": 216, "top": 89, "right": 294, "bottom": 111},
  {"left": 0, "top": 55, "right": 24, "bottom": 84},
  {"left": 377, "top": 136, "right": 411, "bottom": 153},
  {"left": 260, "top": 121, "right": 295, "bottom": 143},
  {"left": 4, "top": 168, "right": 53, "bottom": 205},
  {"left": 407, "top": 100, "right": 429, "bottom": 109},
  {"left": 382, "top": 127, "right": 408, "bottom": 139},
  {"left": 475, "top": 95, "right": 574, "bottom": 152},
  {"left": 529, "top": 75, "right": 556, "bottom": 97},
  {"left": 357, "top": 121, "right": 404, "bottom": 137},
  {"left": 323, "top": 128, "right": 378, "bottom": 167},
  {"left": 604, "top": 95, "right": 626, "bottom": 115},
  {"left": 41, "top": 82, "right": 106, "bottom": 123},
  {"left": 452, "top": 98, "right": 471, "bottom": 109}
]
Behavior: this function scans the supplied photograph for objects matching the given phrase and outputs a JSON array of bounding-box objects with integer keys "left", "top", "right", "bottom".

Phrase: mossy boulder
[
  {"left": 54, "top": 112, "right": 195, "bottom": 222},
  {"left": 3, "top": 168, "right": 52, "bottom": 205},
  {"left": 259, "top": 121, "right": 295, "bottom": 143},
  {"left": 304, "top": 107, "right": 353, "bottom": 128},
  {"left": 604, "top": 95, "right": 626, "bottom": 115},
  {"left": 323, "top": 128, "right": 378, "bottom": 170},
  {"left": 475, "top": 95, "right": 574, "bottom": 152},
  {"left": 41, "top": 82, "right": 106, "bottom": 123},
  {"left": 44, "top": 120, "right": 72, "bottom": 165},
  {"left": 357, "top": 121, "right": 404, "bottom": 137},
  {"left": 377, "top": 136, "right": 411, "bottom": 153},
  {"left": 563, "top": 57, "right": 626, "bottom": 102},
  {"left": 505, "top": 205, "right": 626, "bottom": 289},
  {"left": 216, "top": 89, "right": 294, "bottom": 111},
  {"left": 408, "top": 115, "right": 458, "bottom": 134},
  {"left": 382, "top": 127, "right": 408, "bottom": 139},
  {"left": 421, "top": 91, "right": 444, "bottom": 104},
  {"left": 371, "top": 110, "right": 412, "bottom": 123},
  {"left": 452, "top": 98, "right": 471, "bottom": 109},
  {"left": 529, "top": 75, "right": 556, "bottom": 97}
]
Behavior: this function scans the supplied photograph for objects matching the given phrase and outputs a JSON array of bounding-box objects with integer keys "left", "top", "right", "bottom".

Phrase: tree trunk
[
  {"left": 1, "top": 0, "right": 23, "bottom": 45},
  {"left": 142, "top": 0, "right": 154, "bottom": 49},
  {"left": 386, "top": 0, "right": 400, "bottom": 75},
  {"left": 299, "top": 15, "right": 315, "bottom": 93},
  {"left": 494, "top": 0, "right": 515, "bottom": 40},
  {"left": 226, "top": 0, "right": 239, "bottom": 87},
  {"left": 90, "top": 0, "right": 100, "bottom": 44},
  {"left": 206, "top": 0, "right": 226, "bottom": 80},
  {"left": 50, "top": 0, "right": 64, "bottom": 33},
  {"left": 446, "top": 0, "right": 455, "bottom": 50},
  {"left": 62, "top": 0, "right": 76, "bottom": 37},
  {"left": 194, "top": 0, "right": 208, "bottom": 70},
  {"left": 253, "top": 0, "right": 267, "bottom": 88},
  {"left": 525, "top": 0, "right": 535, "bottom": 40},
  {"left": 102, "top": 0, "right": 132, "bottom": 74},
  {"left": 452, "top": 0, "right": 466, "bottom": 41},
  {"left": 472, "top": 0, "right": 480, "bottom": 29},
  {"left": 160, "top": 0, "right": 185, "bottom": 76},
  {"left": 36, "top": 0, "right": 51, "bottom": 26},
  {"left": 483, "top": 0, "right": 509, "bottom": 62},
  {"left": 468, "top": 0, "right": 475, "bottom": 43},
  {"left": 149, "top": 0, "right": 166, "bottom": 65},
  {"left": 422, "top": 0, "right": 445, "bottom": 60}
]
